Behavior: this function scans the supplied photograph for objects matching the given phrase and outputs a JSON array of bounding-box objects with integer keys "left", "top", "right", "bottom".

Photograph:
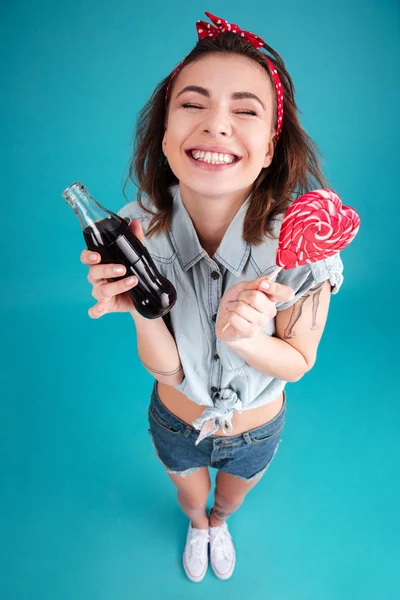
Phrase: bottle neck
[{"left": 62, "top": 182, "right": 114, "bottom": 230}]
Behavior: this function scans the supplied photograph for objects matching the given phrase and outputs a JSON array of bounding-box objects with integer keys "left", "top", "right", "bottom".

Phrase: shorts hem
[
  {"left": 165, "top": 466, "right": 202, "bottom": 477},
  {"left": 227, "top": 464, "right": 268, "bottom": 482}
]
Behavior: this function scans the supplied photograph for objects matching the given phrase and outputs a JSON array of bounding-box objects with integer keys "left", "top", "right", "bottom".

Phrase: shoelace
[
  {"left": 189, "top": 529, "right": 209, "bottom": 563},
  {"left": 211, "top": 525, "right": 233, "bottom": 562}
]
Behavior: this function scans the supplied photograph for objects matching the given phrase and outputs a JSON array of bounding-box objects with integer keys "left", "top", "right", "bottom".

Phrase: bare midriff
[{"left": 156, "top": 381, "right": 284, "bottom": 436}]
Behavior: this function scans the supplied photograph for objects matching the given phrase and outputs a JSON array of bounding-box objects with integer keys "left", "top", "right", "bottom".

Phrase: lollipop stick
[
  {"left": 221, "top": 266, "right": 284, "bottom": 333},
  {"left": 264, "top": 265, "right": 283, "bottom": 282}
]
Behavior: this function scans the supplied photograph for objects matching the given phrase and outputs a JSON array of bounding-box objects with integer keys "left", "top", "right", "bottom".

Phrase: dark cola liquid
[{"left": 83, "top": 216, "right": 177, "bottom": 319}]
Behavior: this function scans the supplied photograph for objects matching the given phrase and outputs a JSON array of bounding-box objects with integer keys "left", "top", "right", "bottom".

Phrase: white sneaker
[
  {"left": 183, "top": 522, "right": 209, "bottom": 582},
  {"left": 209, "top": 522, "right": 236, "bottom": 580}
]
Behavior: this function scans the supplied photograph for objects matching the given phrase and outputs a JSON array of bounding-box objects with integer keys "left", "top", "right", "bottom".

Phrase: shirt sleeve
[
  {"left": 274, "top": 252, "right": 344, "bottom": 312},
  {"left": 117, "top": 200, "right": 148, "bottom": 223}
]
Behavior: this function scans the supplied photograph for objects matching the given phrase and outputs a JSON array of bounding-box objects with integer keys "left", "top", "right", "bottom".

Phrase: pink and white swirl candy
[
  {"left": 221, "top": 189, "right": 360, "bottom": 334},
  {"left": 276, "top": 189, "right": 360, "bottom": 270}
]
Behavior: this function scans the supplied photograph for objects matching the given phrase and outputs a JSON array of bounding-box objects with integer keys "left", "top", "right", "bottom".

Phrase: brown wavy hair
[{"left": 122, "top": 31, "right": 329, "bottom": 244}]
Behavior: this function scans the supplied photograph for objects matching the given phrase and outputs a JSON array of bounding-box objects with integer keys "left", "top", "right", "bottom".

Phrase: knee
[
  {"left": 214, "top": 489, "right": 244, "bottom": 510},
  {"left": 177, "top": 487, "right": 210, "bottom": 510}
]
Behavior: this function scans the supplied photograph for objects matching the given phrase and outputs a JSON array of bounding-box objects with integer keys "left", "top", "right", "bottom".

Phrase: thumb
[
  {"left": 129, "top": 219, "right": 145, "bottom": 244},
  {"left": 244, "top": 275, "right": 275, "bottom": 291},
  {"left": 251, "top": 275, "right": 295, "bottom": 303}
]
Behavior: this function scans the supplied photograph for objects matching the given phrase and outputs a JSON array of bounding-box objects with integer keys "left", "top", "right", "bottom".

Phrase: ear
[
  {"left": 263, "top": 137, "right": 275, "bottom": 169},
  {"left": 162, "top": 131, "right": 167, "bottom": 154}
]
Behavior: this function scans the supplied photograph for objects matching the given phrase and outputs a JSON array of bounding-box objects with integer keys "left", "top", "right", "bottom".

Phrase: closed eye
[{"left": 181, "top": 103, "right": 257, "bottom": 116}]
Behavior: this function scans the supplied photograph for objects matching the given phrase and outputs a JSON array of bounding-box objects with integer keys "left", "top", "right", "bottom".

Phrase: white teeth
[{"left": 190, "top": 150, "right": 236, "bottom": 164}]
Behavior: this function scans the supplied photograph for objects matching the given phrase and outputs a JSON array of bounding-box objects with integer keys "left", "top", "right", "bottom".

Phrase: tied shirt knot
[{"left": 192, "top": 388, "right": 243, "bottom": 444}]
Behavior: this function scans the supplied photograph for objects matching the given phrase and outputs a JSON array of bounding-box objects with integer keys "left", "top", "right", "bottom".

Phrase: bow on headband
[
  {"left": 196, "top": 11, "right": 265, "bottom": 48},
  {"left": 165, "top": 11, "right": 284, "bottom": 143}
]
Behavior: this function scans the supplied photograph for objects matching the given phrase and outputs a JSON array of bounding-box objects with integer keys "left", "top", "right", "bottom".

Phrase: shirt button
[
  {"left": 212, "top": 313, "right": 217, "bottom": 322},
  {"left": 211, "top": 386, "right": 219, "bottom": 393},
  {"left": 213, "top": 353, "right": 220, "bottom": 360},
  {"left": 211, "top": 271, "right": 220, "bottom": 280}
]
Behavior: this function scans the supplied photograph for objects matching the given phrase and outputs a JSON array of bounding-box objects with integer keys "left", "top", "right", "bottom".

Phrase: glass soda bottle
[{"left": 62, "top": 181, "right": 177, "bottom": 319}]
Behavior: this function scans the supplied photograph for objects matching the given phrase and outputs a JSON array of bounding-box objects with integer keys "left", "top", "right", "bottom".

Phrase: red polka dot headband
[{"left": 164, "top": 11, "right": 284, "bottom": 144}]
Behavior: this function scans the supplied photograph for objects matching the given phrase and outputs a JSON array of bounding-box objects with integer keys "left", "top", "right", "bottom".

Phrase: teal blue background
[{"left": 2, "top": 1, "right": 399, "bottom": 598}]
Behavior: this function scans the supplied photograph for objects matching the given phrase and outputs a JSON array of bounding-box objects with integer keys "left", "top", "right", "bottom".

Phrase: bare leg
[
  {"left": 209, "top": 470, "right": 262, "bottom": 527},
  {"left": 168, "top": 467, "right": 211, "bottom": 529}
]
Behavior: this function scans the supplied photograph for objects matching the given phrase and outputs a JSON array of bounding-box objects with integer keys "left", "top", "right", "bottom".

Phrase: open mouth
[{"left": 185, "top": 149, "right": 242, "bottom": 168}]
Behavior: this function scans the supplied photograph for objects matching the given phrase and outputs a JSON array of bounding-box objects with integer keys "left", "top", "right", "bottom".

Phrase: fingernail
[
  {"left": 113, "top": 266, "right": 125, "bottom": 274},
  {"left": 261, "top": 281, "right": 270, "bottom": 290},
  {"left": 89, "top": 253, "right": 98, "bottom": 261},
  {"left": 125, "top": 276, "right": 136, "bottom": 285}
]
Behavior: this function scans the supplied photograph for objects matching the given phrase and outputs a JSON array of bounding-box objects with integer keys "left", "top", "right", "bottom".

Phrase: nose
[{"left": 202, "top": 107, "right": 232, "bottom": 137}]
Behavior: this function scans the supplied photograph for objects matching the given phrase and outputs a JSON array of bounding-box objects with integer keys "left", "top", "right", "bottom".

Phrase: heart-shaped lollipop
[
  {"left": 275, "top": 189, "right": 360, "bottom": 270},
  {"left": 221, "top": 189, "right": 360, "bottom": 334}
]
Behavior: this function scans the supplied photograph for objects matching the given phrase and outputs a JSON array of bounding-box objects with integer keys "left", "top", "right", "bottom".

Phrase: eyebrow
[{"left": 175, "top": 85, "right": 266, "bottom": 111}]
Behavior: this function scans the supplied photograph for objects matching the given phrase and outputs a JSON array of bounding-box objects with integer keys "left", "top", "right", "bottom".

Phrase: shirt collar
[{"left": 169, "top": 184, "right": 251, "bottom": 276}]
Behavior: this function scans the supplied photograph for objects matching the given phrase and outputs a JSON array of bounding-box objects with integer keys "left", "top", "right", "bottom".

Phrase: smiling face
[{"left": 162, "top": 53, "right": 276, "bottom": 199}]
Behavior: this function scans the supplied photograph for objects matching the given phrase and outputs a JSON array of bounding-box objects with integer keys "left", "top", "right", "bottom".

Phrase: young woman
[{"left": 82, "top": 12, "right": 344, "bottom": 582}]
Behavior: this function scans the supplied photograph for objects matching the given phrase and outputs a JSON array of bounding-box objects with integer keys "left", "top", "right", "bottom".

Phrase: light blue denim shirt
[{"left": 118, "top": 183, "right": 344, "bottom": 438}]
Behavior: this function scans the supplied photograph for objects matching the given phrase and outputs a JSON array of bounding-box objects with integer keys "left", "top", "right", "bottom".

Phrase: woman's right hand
[{"left": 81, "top": 219, "right": 145, "bottom": 319}]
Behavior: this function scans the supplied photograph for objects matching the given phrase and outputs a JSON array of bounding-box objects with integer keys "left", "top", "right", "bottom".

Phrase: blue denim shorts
[{"left": 147, "top": 381, "right": 286, "bottom": 482}]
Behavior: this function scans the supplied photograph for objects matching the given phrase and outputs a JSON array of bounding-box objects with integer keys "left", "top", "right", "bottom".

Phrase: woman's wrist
[{"left": 129, "top": 309, "right": 163, "bottom": 324}]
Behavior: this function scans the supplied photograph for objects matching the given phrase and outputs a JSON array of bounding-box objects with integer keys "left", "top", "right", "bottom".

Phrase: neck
[{"left": 179, "top": 182, "right": 251, "bottom": 256}]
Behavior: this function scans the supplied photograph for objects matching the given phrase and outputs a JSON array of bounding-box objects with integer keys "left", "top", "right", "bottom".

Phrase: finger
[
  {"left": 224, "top": 310, "right": 259, "bottom": 338},
  {"left": 94, "top": 274, "right": 138, "bottom": 301},
  {"left": 81, "top": 249, "right": 101, "bottom": 265},
  {"left": 241, "top": 275, "right": 295, "bottom": 304},
  {"left": 87, "top": 263, "right": 128, "bottom": 285},
  {"left": 129, "top": 219, "right": 145, "bottom": 244},
  {"left": 237, "top": 289, "right": 274, "bottom": 315},
  {"left": 88, "top": 300, "right": 110, "bottom": 319},
  {"left": 227, "top": 300, "right": 271, "bottom": 329},
  {"left": 258, "top": 278, "right": 295, "bottom": 304}
]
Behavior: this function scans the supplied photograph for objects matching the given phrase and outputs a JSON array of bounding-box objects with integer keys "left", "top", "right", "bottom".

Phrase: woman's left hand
[{"left": 215, "top": 276, "right": 295, "bottom": 344}]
